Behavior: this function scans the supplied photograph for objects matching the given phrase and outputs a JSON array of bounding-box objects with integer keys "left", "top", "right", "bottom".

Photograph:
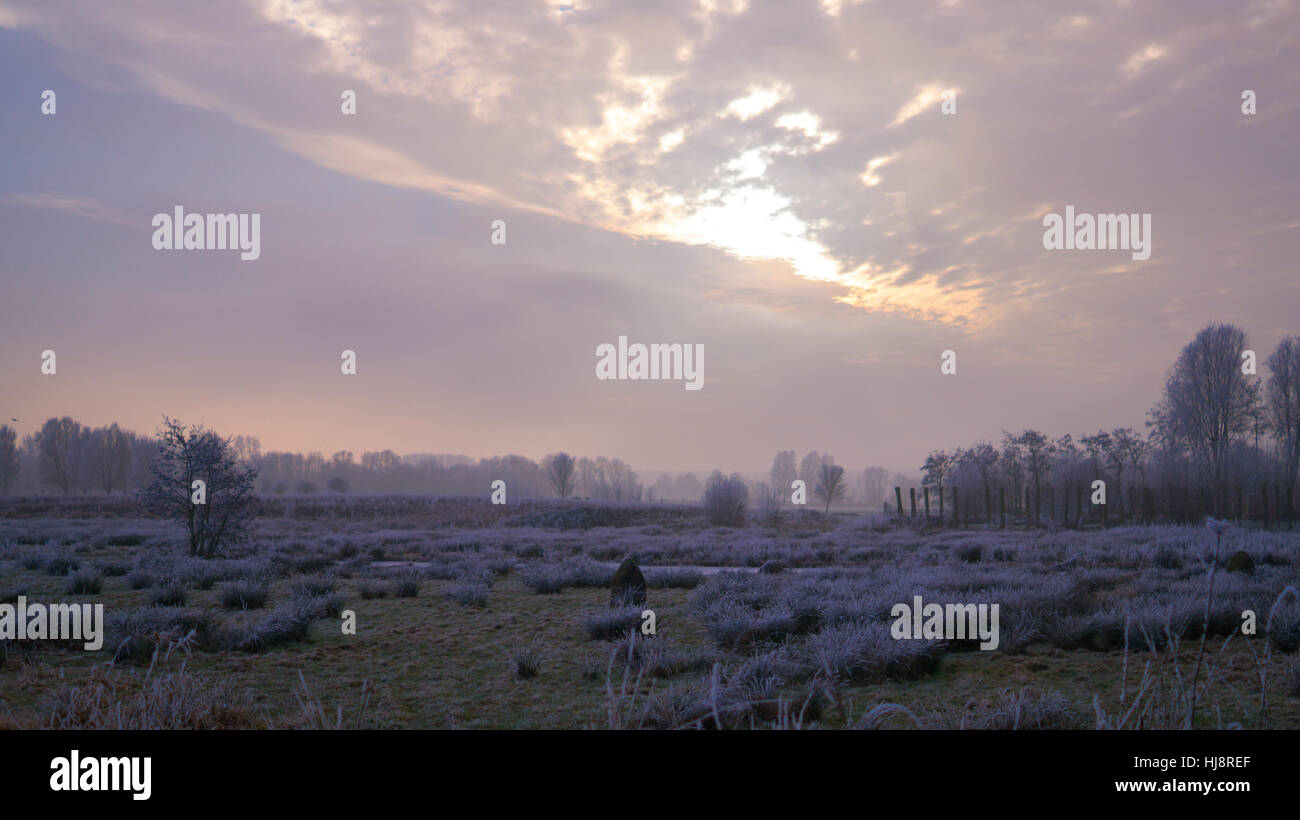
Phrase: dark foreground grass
[{"left": 3, "top": 568, "right": 1298, "bottom": 729}]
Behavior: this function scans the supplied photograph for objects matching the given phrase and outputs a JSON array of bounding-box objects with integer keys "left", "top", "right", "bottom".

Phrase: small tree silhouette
[{"left": 141, "top": 416, "right": 258, "bottom": 558}]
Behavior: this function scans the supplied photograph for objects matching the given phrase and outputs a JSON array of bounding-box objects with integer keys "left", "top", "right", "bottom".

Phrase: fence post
[
  {"left": 895, "top": 487, "right": 903, "bottom": 519},
  {"left": 909, "top": 487, "right": 917, "bottom": 519},
  {"left": 924, "top": 486, "right": 931, "bottom": 521}
]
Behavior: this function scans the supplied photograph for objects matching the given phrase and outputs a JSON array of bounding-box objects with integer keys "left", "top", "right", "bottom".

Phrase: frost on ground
[{"left": 1, "top": 495, "right": 1298, "bottom": 729}]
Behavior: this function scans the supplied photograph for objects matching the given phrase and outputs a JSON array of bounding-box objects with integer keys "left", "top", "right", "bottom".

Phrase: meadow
[{"left": 1, "top": 494, "right": 1298, "bottom": 730}]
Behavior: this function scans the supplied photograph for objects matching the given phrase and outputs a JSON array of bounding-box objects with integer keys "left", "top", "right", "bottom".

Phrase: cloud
[{"left": 2, "top": 193, "right": 135, "bottom": 227}]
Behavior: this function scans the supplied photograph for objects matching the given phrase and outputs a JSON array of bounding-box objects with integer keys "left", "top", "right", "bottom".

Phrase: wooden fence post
[
  {"left": 894, "top": 487, "right": 904, "bottom": 519},
  {"left": 909, "top": 487, "right": 917, "bottom": 519},
  {"left": 924, "top": 486, "right": 931, "bottom": 521}
]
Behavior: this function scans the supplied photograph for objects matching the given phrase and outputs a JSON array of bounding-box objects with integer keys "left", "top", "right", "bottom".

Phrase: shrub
[
  {"left": 446, "top": 582, "right": 489, "bottom": 608},
  {"left": 44, "top": 556, "right": 79, "bottom": 576},
  {"left": 703, "top": 471, "right": 748, "bottom": 526},
  {"left": 125, "top": 571, "right": 156, "bottom": 591},
  {"left": 229, "top": 598, "right": 324, "bottom": 651},
  {"left": 584, "top": 607, "right": 644, "bottom": 640},
  {"left": 149, "top": 581, "right": 188, "bottom": 608},
  {"left": 96, "top": 561, "right": 132, "bottom": 577},
  {"left": 508, "top": 640, "right": 544, "bottom": 680},
  {"left": 220, "top": 579, "right": 270, "bottom": 610},
  {"left": 291, "top": 575, "right": 337, "bottom": 597},
  {"left": 359, "top": 581, "right": 391, "bottom": 599},
  {"left": 65, "top": 569, "right": 103, "bottom": 595},
  {"left": 394, "top": 575, "right": 420, "bottom": 598},
  {"left": 140, "top": 417, "right": 258, "bottom": 558}
]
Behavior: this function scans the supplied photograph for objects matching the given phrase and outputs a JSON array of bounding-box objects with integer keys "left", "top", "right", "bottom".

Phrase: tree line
[
  {"left": 0, "top": 419, "right": 647, "bottom": 501},
  {"left": 915, "top": 323, "right": 1300, "bottom": 525}
]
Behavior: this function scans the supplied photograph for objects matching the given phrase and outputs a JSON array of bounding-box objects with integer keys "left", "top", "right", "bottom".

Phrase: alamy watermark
[
  {"left": 0, "top": 596, "right": 103, "bottom": 650},
  {"left": 1042, "top": 205, "right": 1151, "bottom": 261},
  {"left": 891, "top": 595, "right": 999, "bottom": 650},
  {"left": 151, "top": 206, "right": 260, "bottom": 260},
  {"left": 596, "top": 336, "right": 704, "bottom": 391}
]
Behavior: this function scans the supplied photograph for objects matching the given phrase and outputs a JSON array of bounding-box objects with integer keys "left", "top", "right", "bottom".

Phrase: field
[{"left": 2, "top": 495, "right": 1299, "bottom": 730}]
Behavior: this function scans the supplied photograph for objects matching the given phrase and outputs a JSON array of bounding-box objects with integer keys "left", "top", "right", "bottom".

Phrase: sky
[{"left": 1, "top": 0, "right": 1298, "bottom": 476}]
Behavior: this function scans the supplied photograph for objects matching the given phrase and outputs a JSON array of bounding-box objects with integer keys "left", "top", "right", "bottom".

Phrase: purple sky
[{"left": 1, "top": 0, "right": 1298, "bottom": 476}]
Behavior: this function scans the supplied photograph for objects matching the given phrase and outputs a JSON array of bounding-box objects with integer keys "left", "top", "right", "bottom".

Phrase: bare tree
[
  {"left": 920, "top": 450, "right": 951, "bottom": 489},
  {"left": 702, "top": 470, "right": 747, "bottom": 526},
  {"left": 90, "top": 423, "right": 132, "bottom": 493},
  {"left": 545, "top": 452, "right": 578, "bottom": 498},
  {"left": 999, "top": 434, "right": 1025, "bottom": 512},
  {"left": 798, "top": 451, "right": 823, "bottom": 491},
  {"left": 965, "top": 442, "right": 999, "bottom": 518},
  {"left": 1150, "top": 323, "right": 1260, "bottom": 494},
  {"left": 861, "top": 466, "right": 889, "bottom": 509},
  {"left": 141, "top": 417, "right": 259, "bottom": 558},
  {"left": 0, "top": 425, "right": 18, "bottom": 493},
  {"left": 1267, "top": 336, "right": 1300, "bottom": 496},
  {"left": 1105, "top": 428, "right": 1140, "bottom": 518},
  {"left": 770, "top": 450, "right": 797, "bottom": 505},
  {"left": 814, "top": 463, "right": 847, "bottom": 514},
  {"left": 37, "top": 416, "right": 83, "bottom": 494},
  {"left": 1015, "top": 430, "right": 1054, "bottom": 524}
]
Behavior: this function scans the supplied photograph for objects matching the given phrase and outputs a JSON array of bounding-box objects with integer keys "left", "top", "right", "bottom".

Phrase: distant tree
[
  {"left": 1149, "top": 323, "right": 1260, "bottom": 493},
  {"left": 0, "top": 425, "right": 18, "bottom": 493},
  {"left": 1267, "top": 336, "right": 1300, "bottom": 496},
  {"left": 999, "top": 434, "right": 1025, "bottom": 512},
  {"left": 295, "top": 480, "right": 319, "bottom": 494},
  {"left": 327, "top": 476, "right": 350, "bottom": 493},
  {"left": 653, "top": 473, "right": 674, "bottom": 501},
  {"left": 798, "top": 451, "right": 823, "bottom": 491},
  {"left": 1105, "top": 428, "right": 1140, "bottom": 516},
  {"left": 545, "top": 452, "right": 578, "bottom": 498},
  {"left": 770, "top": 450, "right": 797, "bottom": 505},
  {"left": 965, "top": 442, "right": 999, "bottom": 517},
  {"left": 702, "top": 470, "right": 748, "bottom": 526},
  {"left": 141, "top": 417, "right": 259, "bottom": 558},
  {"left": 814, "top": 463, "right": 847, "bottom": 514},
  {"left": 920, "top": 450, "right": 951, "bottom": 489},
  {"left": 1015, "top": 430, "right": 1054, "bottom": 524},
  {"left": 37, "top": 416, "right": 83, "bottom": 494},
  {"left": 361, "top": 450, "right": 400, "bottom": 472},
  {"left": 89, "top": 423, "right": 132, "bottom": 493},
  {"left": 672, "top": 472, "right": 702, "bottom": 501},
  {"left": 861, "top": 466, "right": 889, "bottom": 508}
]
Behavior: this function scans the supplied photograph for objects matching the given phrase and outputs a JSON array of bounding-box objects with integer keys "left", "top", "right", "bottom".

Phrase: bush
[
  {"left": 703, "top": 471, "right": 748, "bottom": 527},
  {"left": 584, "top": 607, "right": 644, "bottom": 640},
  {"left": 359, "top": 581, "right": 391, "bottom": 599},
  {"left": 446, "top": 582, "right": 489, "bottom": 608},
  {"left": 65, "top": 569, "right": 103, "bottom": 595},
  {"left": 229, "top": 599, "right": 316, "bottom": 651},
  {"left": 291, "top": 575, "right": 337, "bottom": 597},
  {"left": 220, "top": 579, "right": 270, "bottom": 610},
  {"left": 125, "top": 571, "right": 156, "bottom": 591},
  {"left": 96, "top": 561, "right": 132, "bottom": 577},
  {"left": 508, "top": 640, "right": 544, "bottom": 680},
  {"left": 44, "top": 556, "right": 79, "bottom": 576},
  {"left": 394, "top": 575, "right": 420, "bottom": 598},
  {"left": 149, "top": 581, "right": 188, "bottom": 608},
  {"left": 140, "top": 417, "right": 259, "bottom": 559}
]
